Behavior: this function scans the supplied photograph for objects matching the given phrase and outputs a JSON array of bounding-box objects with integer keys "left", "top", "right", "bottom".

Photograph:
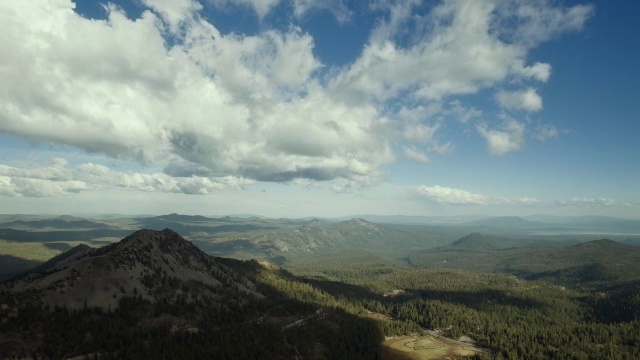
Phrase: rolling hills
[
  {"left": 1, "top": 225, "right": 639, "bottom": 359},
  {"left": 408, "top": 236, "right": 640, "bottom": 287}
]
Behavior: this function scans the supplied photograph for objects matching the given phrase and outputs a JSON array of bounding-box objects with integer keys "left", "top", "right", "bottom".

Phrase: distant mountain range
[
  {"left": 409, "top": 235, "right": 640, "bottom": 287},
  {"left": 1, "top": 213, "right": 639, "bottom": 271}
]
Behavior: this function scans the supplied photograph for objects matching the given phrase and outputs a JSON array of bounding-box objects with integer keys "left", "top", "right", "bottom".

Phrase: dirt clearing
[{"left": 381, "top": 334, "right": 482, "bottom": 360}]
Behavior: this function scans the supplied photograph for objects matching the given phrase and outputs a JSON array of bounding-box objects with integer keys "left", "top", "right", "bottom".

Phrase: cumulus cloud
[
  {"left": 141, "top": 0, "right": 202, "bottom": 31},
  {"left": 332, "top": 0, "right": 525, "bottom": 102},
  {"left": 0, "top": 0, "right": 594, "bottom": 194},
  {"left": 403, "top": 148, "right": 430, "bottom": 164},
  {"left": 0, "top": 0, "right": 392, "bottom": 186},
  {"left": 514, "top": 62, "right": 552, "bottom": 82},
  {"left": 416, "top": 185, "right": 490, "bottom": 205},
  {"left": 448, "top": 100, "right": 482, "bottom": 124},
  {"left": 496, "top": 88, "right": 543, "bottom": 112},
  {"left": 495, "top": 2, "right": 594, "bottom": 47},
  {"left": 477, "top": 119, "right": 526, "bottom": 156},
  {"left": 331, "top": 0, "right": 590, "bottom": 104},
  {"left": 416, "top": 185, "right": 542, "bottom": 206},
  {"left": 0, "top": 159, "right": 252, "bottom": 197}
]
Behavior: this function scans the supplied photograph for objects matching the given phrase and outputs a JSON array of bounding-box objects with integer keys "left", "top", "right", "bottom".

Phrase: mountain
[
  {"left": 450, "top": 232, "right": 504, "bottom": 250},
  {"left": 136, "top": 213, "right": 215, "bottom": 223},
  {"left": 4, "top": 228, "right": 261, "bottom": 309},
  {"left": 333, "top": 214, "right": 492, "bottom": 224},
  {"left": 462, "top": 216, "right": 546, "bottom": 229},
  {"left": 447, "top": 232, "right": 564, "bottom": 250},
  {"left": 408, "top": 238, "right": 640, "bottom": 287},
  {"left": 0, "top": 228, "right": 388, "bottom": 359},
  {"left": 524, "top": 215, "right": 640, "bottom": 234},
  {"left": 194, "top": 218, "right": 445, "bottom": 261},
  {"left": 0, "top": 216, "right": 116, "bottom": 230}
]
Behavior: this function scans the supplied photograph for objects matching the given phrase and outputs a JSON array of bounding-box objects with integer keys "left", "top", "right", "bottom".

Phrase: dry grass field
[
  {"left": 0, "top": 238, "right": 119, "bottom": 261},
  {"left": 381, "top": 334, "right": 481, "bottom": 360}
]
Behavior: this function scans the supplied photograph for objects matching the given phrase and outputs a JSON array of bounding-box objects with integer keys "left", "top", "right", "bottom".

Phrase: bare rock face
[{"left": 5, "top": 229, "right": 262, "bottom": 309}]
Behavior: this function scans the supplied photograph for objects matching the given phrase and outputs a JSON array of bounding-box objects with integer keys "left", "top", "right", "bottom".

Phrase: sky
[{"left": 0, "top": 0, "right": 638, "bottom": 219}]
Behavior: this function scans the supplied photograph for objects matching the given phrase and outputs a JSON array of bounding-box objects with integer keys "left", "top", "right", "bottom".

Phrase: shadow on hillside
[
  {"left": 584, "top": 279, "right": 640, "bottom": 323},
  {"left": 2, "top": 253, "right": 386, "bottom": 359},
  {"left": 417, "top": 288, "right": 548, "bottom": 311},
  {"left": 43, "top": 242, "right": 73, "bottom": 252},
  {"left": 514, "top": 263, "right": 622, "bottom": 286},
  {"left": 303, "top": 278, "right": 382, "bottom": 301},
  {"left": 0, "top": 255, "right": 42, "bottom": 283},
  {"left": 380, "top": 346, "right": 417, "bottom": 360},
  {"left": 297, "top": 275, "right": 548, "bottom": 313},
  {"left": 217, "top": 257, "right": 386, "bottom": 358}
]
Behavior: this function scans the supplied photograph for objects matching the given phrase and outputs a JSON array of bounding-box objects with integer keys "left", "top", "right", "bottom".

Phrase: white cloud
[
  {"left": 402, "top": 123, "right": 440, "bottom": 143},
  {"left": 141, "top": 0, "right": 202, "bottom": 32},
  {"left": 496, "top": 2, "right": 594, "bottom": 47},
  {"left": 329, "top": 0, "right": 590, "bottom": 111},
  {"left": 496, "top": 88, "right": 543, "bottom": 112},
  {"left": 429, "top": 142, "right": 453, "bottom": 156},
  {"left": 0, "top": 159, "right": 252, "bottom": 197},
  {"left": 0, "top": 0, "right": 392, "bottom": 186},
  {"left": 0, "top": 0, "right": 593, "bottom": 194},
  {"left": 514, "top": 62, "right": 552, "bottom": 82},
  {"left": 448, "top": 100, "right": 482, "bottom": 124},
  {"left": 0, "top": 175, "right": 88, "bottom": 198},
  {"left": 417, "top": 185, "right": 489, "bottom": 205},
  {"left": 332, "top": 0, "right": 526, "bottom": 103},
  {"left": 555, "top": 197, "right": 618, "bottom": 208},
  {"left": 416, "top": 185, "right": 541, "bottom": 206},
  {"left": 403, "top": 148, "right": 430, "bottom": 164},
  {"left": 514, "top": 197, "right": 539, "bottom": 205},
  {"left": 477, "top": 119, "right": 526, "bottom": 156}
]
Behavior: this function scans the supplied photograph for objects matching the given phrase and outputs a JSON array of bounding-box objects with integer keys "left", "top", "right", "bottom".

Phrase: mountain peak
[
  {"left": 5, "top": 229, "right": 262, "bottom": 310},
  {"left": 349, "top": 217, "right": 369, "bottom": 224}
]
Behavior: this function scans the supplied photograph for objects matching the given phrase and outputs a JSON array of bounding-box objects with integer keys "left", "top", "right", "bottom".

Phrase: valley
[{"left": 0, "top": 214, "right": 639, "bottom": 359}]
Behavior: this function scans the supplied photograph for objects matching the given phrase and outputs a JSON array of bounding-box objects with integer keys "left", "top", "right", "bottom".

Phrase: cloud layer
[
  {"left": 0, "top": 159, "right": 251, "bottom": 197},
  {"left": 416, "top": 185, "right": 625, "bottom": 210},
  {"left": 0, "top": 0, "right": 593, "bottom": 196}
]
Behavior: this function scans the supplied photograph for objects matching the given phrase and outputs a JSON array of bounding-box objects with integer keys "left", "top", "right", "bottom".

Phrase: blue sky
[{"left": 0, "top": 0, "right": 638, "bottom": 219}]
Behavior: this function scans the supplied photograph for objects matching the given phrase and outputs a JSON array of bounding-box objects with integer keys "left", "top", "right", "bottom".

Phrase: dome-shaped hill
[
  {"left": 572, "top": 238, "right": 625, "bottom": 250},
  {"left": 450, "top": 233, "right": 502, "bottom": 250},
  {"left": 4, "top": 229, "right": 262, "bottom": 310}
]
